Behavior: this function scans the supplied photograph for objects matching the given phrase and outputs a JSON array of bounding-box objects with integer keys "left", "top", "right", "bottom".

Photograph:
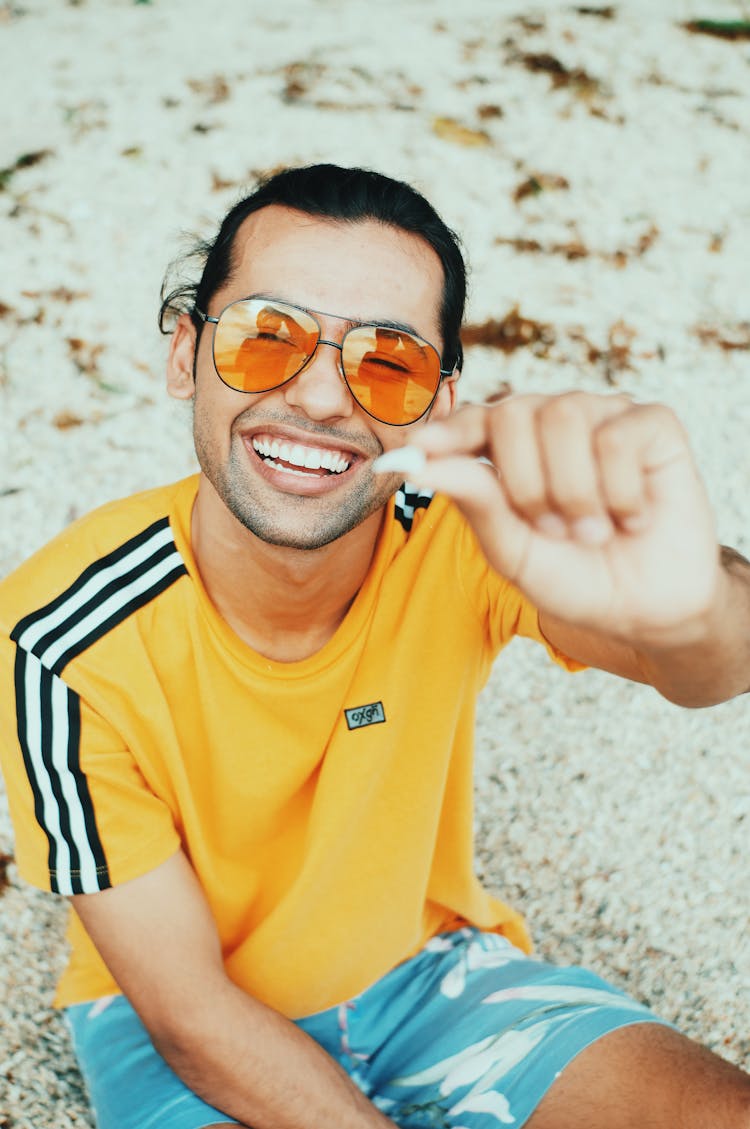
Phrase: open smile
[
  {"left": 240, "top": 426, "right": 370, "bottom": 495},
  {"left": 251, "top": 434, "right": 352, "bottom": 477}
]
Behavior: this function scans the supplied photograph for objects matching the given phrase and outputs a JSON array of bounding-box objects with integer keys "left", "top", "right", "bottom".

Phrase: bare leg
[{"left": 528, "top": 1023, "right": 750, "bottom": 1129}]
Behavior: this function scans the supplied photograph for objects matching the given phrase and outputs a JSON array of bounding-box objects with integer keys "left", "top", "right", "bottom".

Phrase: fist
[{"left": 377, "top": 392, "right": 720, "bottom": 643}]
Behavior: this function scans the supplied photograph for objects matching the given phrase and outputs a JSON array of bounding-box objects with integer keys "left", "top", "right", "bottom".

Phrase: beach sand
[{"left": 1, "top": 1, "right": 749, "bottom": 1123}]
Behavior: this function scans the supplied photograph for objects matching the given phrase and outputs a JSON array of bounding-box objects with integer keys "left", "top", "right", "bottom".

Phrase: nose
[{"left": 283, "top": 338, "right": 355, "bottom": 422}]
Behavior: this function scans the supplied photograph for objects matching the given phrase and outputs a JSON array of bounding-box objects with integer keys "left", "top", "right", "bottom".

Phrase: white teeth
[
  {"left": 251, "top": 437, "right": 351, "bottom": 475},
  {"left": 320, "top": 450, "right": 346, "bottom": 472},
  {"left": 264, "top": 459, "right": 314, "bottom": 476}
]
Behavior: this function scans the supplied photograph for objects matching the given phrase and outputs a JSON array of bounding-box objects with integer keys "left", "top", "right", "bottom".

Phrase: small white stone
[{"left": 372, "top": 446, "right": 427, "bottom": 476}]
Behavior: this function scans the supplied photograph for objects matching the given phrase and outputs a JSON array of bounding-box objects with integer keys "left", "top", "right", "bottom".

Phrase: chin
[{"left": 226, "top": 489, "right": 389, "bottom": 551}]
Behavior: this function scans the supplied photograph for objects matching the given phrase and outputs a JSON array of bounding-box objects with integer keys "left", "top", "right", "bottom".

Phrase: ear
[
  {"left": 166, "top": 314, "right": 198, "bottom": 401},
  {"left": 430, "top": 374, "right": 458, "bottom": 421}
]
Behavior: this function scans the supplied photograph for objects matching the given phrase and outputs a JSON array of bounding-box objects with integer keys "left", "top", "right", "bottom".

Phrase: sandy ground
[{"left": 1, "top": 1, "right": 749, "bottom": 1124}]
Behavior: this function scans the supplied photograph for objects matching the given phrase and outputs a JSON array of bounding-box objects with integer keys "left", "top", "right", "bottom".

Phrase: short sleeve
[{"left": 0, "top": 637, "right": 180, "bottom": 895}]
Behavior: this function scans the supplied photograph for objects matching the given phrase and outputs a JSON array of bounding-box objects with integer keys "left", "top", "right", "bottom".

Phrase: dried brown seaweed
[
  {"left": 568, "top": 321, "right": 637, "bottom": 384},
  {"left": 518, "top": 51, "right": 603, "bottom": 96},
  {"left": 53, "top": 411, "right": 86, "bottom": 430},
  {"left": 463, "top": 308, "right": 555, "bottom": 355},
  {"left": 683, "top": 20, "right": 750, "bottom": 41},
  {"left": 0, "top": 149, "right": 54, "bottom": 191},
  {"left": 495, "top": 223, "right": 659, "bottom": 265},
  {"left": 187, "top": 75, "right": 231, "bottom": 104},
  {"left": 67, "top": 337, "right": 105, "bottom": 380},
  {"left": 575, "top": 5, "right": 616, "bottom": 17},
  {"left": 433, "top": 117, "right": 491, "bottom": 146},
  {"left": 0, "top": 851, "right": 12, "bottom": 894},
  {"left": 513, "top": 173, "right": 570, "bottom": 203},
  {"left": 693, "top": 323, "right": 750, "bottom": 351},
  {"left": 21, "top": 287, "right": 90, "bottom": 303}
]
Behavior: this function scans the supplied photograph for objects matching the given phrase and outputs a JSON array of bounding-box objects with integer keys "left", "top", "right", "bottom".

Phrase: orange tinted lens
[
  {"left": 342, "top": 326, "right": 441, "bottom": 424},
  {"left": 213, "top": 300, "right": 318, "bottom": 392}
]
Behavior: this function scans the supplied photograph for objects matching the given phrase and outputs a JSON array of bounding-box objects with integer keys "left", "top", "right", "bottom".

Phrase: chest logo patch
[{"left": 345, "top": 701, "right": 386, "bottom": 730}]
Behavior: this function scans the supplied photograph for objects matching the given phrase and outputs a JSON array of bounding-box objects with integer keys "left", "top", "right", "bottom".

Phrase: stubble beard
[{"left": 194, "top": 416, "right": 398, "bottom": 551}]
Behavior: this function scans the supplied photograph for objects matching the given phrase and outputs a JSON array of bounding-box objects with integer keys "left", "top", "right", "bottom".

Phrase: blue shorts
[{"left": 65, "top": 928, "right": 671, "bottom": 1129}]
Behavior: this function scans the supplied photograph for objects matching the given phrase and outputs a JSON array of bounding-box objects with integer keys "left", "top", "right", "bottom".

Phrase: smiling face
[{"left": 167, "top": 205, "right": 455, "bottom": 551}]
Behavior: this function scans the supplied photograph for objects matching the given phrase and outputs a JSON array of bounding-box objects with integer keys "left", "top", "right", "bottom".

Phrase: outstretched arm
[
  {"left": 539, "top": 543, "right": 750, "bottom": 706},
  {"left": 378, "top": 392, "right": 750, "bottom": 707},
  {"left": 72, "top": 851, "right": 394, "bottom": 1129}
]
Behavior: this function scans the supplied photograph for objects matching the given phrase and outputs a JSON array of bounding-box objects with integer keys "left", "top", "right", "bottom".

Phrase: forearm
[
  {"left": 634, "top": 546, "right": 750, "bottom": 707},
  {"left": 152, "top": 973, "right": 394, "bottom": 1129}
]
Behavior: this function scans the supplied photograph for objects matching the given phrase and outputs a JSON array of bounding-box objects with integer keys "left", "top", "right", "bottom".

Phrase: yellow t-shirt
[{"left": 0, "top": 476, "right": 579, "bottom": 1016}]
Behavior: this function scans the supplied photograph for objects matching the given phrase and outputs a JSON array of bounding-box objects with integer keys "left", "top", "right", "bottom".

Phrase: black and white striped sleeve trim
[
  {"left": 10, "top": 516, "right": 187, "bottom": 895},
  {"left": 12, "top": 516, "right": 187, "bottom": 676},
  {"left": 393, "top": 483, "right": 434, "bottom": 533}
]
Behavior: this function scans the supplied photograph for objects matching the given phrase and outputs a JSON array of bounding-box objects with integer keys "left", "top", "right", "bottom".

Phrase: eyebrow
[{"left": 246, "top": 292, "right": 424, "bottom": 339}]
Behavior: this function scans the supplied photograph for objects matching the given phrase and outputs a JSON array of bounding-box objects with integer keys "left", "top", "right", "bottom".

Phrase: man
[{"left": 0, "top": 163, "right": 748, "bottom": 1129}]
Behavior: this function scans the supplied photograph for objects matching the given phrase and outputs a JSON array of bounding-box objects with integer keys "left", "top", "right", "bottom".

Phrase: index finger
[{"left": 413, "top": 396, "right": 544, "bottom": 459}]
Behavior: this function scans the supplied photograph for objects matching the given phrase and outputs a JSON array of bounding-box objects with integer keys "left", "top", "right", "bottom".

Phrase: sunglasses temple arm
[{"left": 194, "top": 307, "right": 220, "bottom": 324}]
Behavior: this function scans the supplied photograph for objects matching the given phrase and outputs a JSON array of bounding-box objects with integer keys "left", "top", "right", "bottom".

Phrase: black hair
[{"left": 159, "top": 163, "right": 466, "bottom": 372}]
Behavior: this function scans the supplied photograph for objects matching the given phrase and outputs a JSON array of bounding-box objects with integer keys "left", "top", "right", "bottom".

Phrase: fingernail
[
  {"left": 372, "top": 446, "right": 427, "bottom": 476},
  {"left": 535, "top": 513, "right": 568, "bottom": 539},
  {"left": 573, "top": 516, "right": 612, "bottom": 545}
]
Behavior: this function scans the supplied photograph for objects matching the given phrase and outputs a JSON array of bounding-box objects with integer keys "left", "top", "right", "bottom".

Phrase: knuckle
[
  {"left": 608, "top": 392, "right": 635, "bottom": 410},
  {"left": 498, "top": 468, "right": 548, "bottom": 512},
  {"left": 649, "top": 402, "right": 683, "bottom": 432},
  {"left": 604, "top": 476, "right": 643, "bottom": 510},
  {"left": 542, "top": 393, "right": 587, "bottom": 425},
  {"left": 508, "top": 488, "right": 549, "bottom": 516},
  {"left": 546, "top": 474, "right": 599, "bottom": 513},
  {"left": 595, "top": 422, "right": 629, "bottom": 457},
  {"left": 549, "top": 491, "right": 599, "bottom": 517},
  {"left": 632, "top": 400, "right": 680, "bottom": 427},
  {"left": 494, "top": 395, "right": 533, "bottom": 428}
]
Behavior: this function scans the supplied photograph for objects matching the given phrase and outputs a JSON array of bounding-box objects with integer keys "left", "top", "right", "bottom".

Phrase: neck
[{"left": 190, "top": 477, "right": 385, "bottom": 662}]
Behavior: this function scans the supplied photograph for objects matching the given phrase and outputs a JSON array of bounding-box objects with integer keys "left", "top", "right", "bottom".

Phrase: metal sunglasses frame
[{"left": 193, "top": 295, "right": 455, "bottom": 427}]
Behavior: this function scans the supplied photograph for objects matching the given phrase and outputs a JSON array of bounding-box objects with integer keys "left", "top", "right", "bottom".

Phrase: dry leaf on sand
[{"left": 432, "top": 116, "right": 491, "bottom": 146}]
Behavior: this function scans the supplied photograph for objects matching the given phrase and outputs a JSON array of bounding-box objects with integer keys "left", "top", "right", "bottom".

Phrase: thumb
[{"left": 375, "top": 447, "right": 532, "bottom": 582}]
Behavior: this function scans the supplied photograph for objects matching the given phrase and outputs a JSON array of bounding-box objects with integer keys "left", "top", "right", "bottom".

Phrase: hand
[{"left": 389, "top": 392, "right": 722, "bottom": 646}]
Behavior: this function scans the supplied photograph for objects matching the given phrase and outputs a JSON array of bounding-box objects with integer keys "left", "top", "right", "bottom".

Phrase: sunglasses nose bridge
[
  {"left": 303, "top": 335, "right": 345, "bottom": 380},
  {"left": 311, "top": 336, "right": 370, "bottom": 411},
  {"left": 285, "top": 333, "right": 356, "bottom": 421},
  {"left": 316, "top": 336, "right": 344, "bottom": 354},
  {"left": 300, "top": 335, "right": 352, "bottom": 394}
]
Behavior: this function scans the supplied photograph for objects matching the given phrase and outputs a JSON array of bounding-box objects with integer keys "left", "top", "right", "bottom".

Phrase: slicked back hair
[{"left": 159, "top": 163, "right": 466, "bottom": 373}]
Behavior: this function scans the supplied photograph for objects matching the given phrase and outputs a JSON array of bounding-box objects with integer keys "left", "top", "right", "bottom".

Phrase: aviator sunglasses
[{"left": 194, "top": 296, "right": 454, "bottom": 427}]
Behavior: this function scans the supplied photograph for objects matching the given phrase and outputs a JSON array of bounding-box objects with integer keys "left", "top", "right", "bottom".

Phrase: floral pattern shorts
[{"left": 66, "top": 927, "right": 671, "bottom": 1129}]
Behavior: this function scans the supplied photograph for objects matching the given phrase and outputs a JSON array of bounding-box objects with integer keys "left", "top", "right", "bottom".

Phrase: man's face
[{"left": 168, "top": 205, "right": 454, "bottom": 551}]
